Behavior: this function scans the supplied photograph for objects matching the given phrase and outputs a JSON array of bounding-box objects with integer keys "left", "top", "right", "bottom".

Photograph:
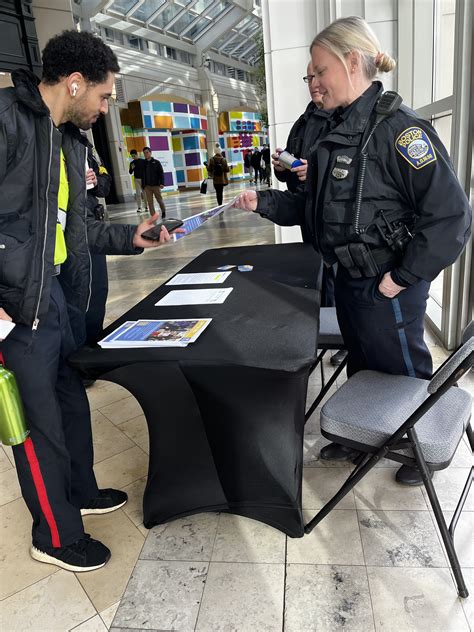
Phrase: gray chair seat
[
  {"left": 319, "top": 307, "right": 344, "bottom": 345},
  {"left": 321, "top": 370, "right": 472, "bottom": 464}
]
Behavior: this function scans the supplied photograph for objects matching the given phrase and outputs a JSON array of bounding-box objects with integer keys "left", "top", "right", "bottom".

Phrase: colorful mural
[{"left": 122, "top": 101, "right": 268, "bottom": 189}]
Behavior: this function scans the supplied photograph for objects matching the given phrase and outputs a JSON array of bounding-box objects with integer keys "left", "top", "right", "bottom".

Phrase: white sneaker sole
[
  {"left": 80, "top": 499, "right": 127, "bottom": 516},
  {"left": 30, "top": 546, "right": 107, "bottom": 572}
]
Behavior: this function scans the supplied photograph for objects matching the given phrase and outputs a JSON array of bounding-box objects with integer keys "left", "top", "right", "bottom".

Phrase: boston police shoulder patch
[{"left": 395, "top": 126, "right": 437, "bottom": 170}]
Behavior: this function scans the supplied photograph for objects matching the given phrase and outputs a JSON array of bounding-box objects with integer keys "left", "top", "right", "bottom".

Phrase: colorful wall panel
[
  {"left": 172, "top": 131, "right": 207, "bottom": 188},
  {"left": 140, "top": 100, "right": 208, "bottom": 132}
]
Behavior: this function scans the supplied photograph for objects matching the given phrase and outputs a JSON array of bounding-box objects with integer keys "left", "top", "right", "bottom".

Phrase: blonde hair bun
[{"left": 376, "top": 52, "right": 396, "bottom": 73}]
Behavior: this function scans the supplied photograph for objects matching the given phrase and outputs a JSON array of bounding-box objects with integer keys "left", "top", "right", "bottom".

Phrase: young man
[
  {"left": 142, "top": 147, "right": 166, "bottom": 218},
  {"left": 0, "top": 30, "right": 174, "bottom": 572},
  {"left": 129, "top": 149, "right": 148, "bottom": 213}
]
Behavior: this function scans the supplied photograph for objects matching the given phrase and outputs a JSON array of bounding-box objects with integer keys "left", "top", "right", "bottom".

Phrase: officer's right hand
[
  {"left": 272, "top": 148, "right": 285, "bottom": 172},
  {"left": 232, "top": 191, "right": 258, "bottom": 212},
  {"left": 0, "top": 308, "right": 12, "bottom": 321}
]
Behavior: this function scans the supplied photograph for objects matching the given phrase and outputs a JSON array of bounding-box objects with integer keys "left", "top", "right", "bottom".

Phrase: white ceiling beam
[
  {"left": 126, "top": 0, "right": 145, "bottom": 18},
  {"left": 145, "top": 2, "right": 169, "bottom": 27}
]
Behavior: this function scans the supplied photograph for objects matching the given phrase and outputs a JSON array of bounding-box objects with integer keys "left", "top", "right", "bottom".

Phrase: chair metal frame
[
  {"left": 304, "top": 345, "right": 474, "bottom": 598},
  {"left": 306, "top": 308, "right": 348, "bottom": 423}
]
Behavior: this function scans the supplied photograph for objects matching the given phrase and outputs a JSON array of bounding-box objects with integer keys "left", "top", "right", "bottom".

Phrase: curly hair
[{"left": 42, "top": 30, "right": 120, "bottom": 85}]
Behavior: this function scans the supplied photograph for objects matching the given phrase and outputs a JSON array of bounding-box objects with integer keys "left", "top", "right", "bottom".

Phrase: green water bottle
[{"left": 0, "top": 352, "right": 29, "bottom": 446}]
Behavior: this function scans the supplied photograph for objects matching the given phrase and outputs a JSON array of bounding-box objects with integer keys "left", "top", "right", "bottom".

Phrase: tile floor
[{"left": 0, "top": 184, "right": 472, "bottom": 632}]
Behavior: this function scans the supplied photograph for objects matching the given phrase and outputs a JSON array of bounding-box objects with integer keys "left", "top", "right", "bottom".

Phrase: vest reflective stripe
[{"left": 54, "top": 150, "right": 68, "bottom": 266}]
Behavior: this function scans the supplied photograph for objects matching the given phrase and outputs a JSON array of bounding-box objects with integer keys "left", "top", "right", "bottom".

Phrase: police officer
[
  {"left": 233, "top": 16, "right": 471, "bottom": 486},
  {"left": 271, "top": 61, "right": 345, "bottom": 362},
  {"left": 272, "top": 61, "right": 329, "bottom": 196}
]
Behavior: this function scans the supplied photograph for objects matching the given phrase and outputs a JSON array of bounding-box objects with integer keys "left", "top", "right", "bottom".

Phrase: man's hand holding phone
[{"left": 133, "top": 215, "right": 185, "bottom": 248}]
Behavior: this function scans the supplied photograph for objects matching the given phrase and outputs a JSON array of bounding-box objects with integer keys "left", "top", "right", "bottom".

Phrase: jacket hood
[{"left": 11, "top": 68, "right": 49, "bottom": 117}]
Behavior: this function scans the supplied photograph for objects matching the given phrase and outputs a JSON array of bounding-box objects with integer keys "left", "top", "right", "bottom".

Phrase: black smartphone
[{"left": 141, "top": 218, "right": 184, "bottom": 240}]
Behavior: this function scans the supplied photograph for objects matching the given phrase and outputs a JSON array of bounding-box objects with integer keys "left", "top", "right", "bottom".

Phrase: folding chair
[
  {"left": 305, "top": 324, "right": 474, "bottom": 598},
  {"left": 306, "top": 307, "right": 348, "bottom": 422}
]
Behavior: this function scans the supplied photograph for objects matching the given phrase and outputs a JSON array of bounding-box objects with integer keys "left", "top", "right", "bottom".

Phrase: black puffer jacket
[
  {"left": 0, "top": 69, "right": 140, "bottom": 328},
  {"left": 257, "top": 82, "right": 471, "bottom": 285}
]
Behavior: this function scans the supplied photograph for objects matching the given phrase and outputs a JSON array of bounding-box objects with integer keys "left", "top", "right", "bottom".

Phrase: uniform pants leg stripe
[
  {"left": 391, "top": 297, "right": 416, "bottom": 378},
  {"left": 23, "top": 437, "right": 61, "bottom": 548}
]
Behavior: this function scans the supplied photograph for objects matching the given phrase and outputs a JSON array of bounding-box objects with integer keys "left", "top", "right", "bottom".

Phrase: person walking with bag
[{"left": 207, "top": 151, "right": 230, "bottom": 205}]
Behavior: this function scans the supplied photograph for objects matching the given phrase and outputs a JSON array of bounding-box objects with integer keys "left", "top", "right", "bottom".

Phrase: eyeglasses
[{"left": 303, "top": 75, "right": 316, "bottom": 83}]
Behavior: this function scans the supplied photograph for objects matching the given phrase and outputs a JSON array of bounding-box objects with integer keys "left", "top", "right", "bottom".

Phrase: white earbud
[{"left": 71, "top": 83, "right": 78, "bottom": 97}]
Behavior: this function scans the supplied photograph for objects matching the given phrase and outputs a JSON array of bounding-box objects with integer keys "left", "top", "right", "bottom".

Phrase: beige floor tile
[
  {"left": 118, "top": 414, "right": 149, "bottom": 454},
  {"left": 0, "top": 466, "right": 21, "bottom": 506},
  {"left": 287, "top": 510, "right": 364, "bottom": 565},
  {"left": 422, "top": 468, "right": 474, "bottom": 511},
  {"left": 93, "top": 446, "right": 148, "bottom": 490},
  {"left": 1, "top": 444, "right": 15, "bottom": 467},
  {"left": 354, "top": 468, "right": 427, "bottom": 511},
  {"left": 99, "top": 602, "right": 119, "bottom": 629},
  {"left": 114, "top": 560, "right": 208, "bottom": 631},
  {"left": 87, "top": 382, "right": 130, "bottom": 412},
  {"left": 358, "top": 510, "right": 446, "bottom": 568},
  {"left": 0, "top": 570, "right": 96, "bottom": 632},
  {"left": 302, "top": 467, "right": 356, "bottom": 510},
  {"left": 121, "top": 476, "right": 147, "bottom": 526},
  {"left": 460, "top": 567, "right": 473, "bottom": 624},
  {"left": 211, "top": 513, "right": 286, "bottom": 563},
  {"left": 0, "top": 498, "right": 58, "bottom": 599},
  {"left": 367, "top": 566, "right": 469, "bottom": 631},
  {"left": 141, "top": 512, "right": 219, "bottom": 562},
  {"left": 430, "top": 510, "right": 474, "bottom": 568},
  {"left": 0, "top": 446, "right": 14, "bottom": 472},
  {"left": 196, "top": 562, "right": 285, "bottom": 631},
  {"left": 285, "top": 564, "right": 374, "bottom": 632},
  {"left": 70, "top": 614, "right": 108, "bottom": 631},
  {"left": 78, "top": 510, "right": 145, "bottom": 613},
  {"left": 136, "top": 523, "right": 149, "bottom": 537},
  {"left": 91, "top": 410, "right": 135, "bottom": 464},
  {"left": 99, "top": 396, "right": 144, "bottom": 426}
]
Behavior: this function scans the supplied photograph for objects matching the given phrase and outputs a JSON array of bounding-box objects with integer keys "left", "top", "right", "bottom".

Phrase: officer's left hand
[
  {"left": 133, "top": 214, "right": 185, "bottom": 249},
  {"left": 378, "top": 272, "right": 405, "bottom": 298},
  {"left": 291, "top": 159, "right": 308, "bottom": 182}
]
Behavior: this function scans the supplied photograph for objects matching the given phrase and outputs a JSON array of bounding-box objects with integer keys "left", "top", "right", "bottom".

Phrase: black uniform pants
[
  {"left": 0, "top": 279, "right": 98, "bottom": 548},
  {"left": 335, "top": 265, "right": 432, "bottom": 379}
]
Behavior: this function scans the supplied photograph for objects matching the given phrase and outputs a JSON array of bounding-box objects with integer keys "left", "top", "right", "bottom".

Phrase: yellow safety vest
[{"left": 54, "top": 149, "right": 68, "bottom": 265}]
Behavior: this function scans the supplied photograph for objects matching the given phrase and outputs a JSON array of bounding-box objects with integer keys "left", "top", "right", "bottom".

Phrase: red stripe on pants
[{"left": 23, "top": 437, "right": 61, "bottom": 548}]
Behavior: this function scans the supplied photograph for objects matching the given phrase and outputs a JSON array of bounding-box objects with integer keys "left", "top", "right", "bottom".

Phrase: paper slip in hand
[
  {"left": 0, "top": 320, "right": 15, "bottom": 341},
  {"left": 166, "top": 271, "right": 231, "bottom": 286},
  {"left": 155, "top": 288, "right": 233, "bottom": 306}
]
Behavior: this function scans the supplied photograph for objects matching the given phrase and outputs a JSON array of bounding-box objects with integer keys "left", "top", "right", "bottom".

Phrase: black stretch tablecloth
[{"left": 70, "top": 243, "right": 322, "bottom": 536}]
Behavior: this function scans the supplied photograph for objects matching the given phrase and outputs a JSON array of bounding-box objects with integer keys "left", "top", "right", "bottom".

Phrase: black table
[{"left": 70, "top": 244, "right": 321, "bottom": 537}]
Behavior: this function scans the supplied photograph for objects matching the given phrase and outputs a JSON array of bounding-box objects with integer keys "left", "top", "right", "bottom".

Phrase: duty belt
[{"left": 334, "top": 243, "right": 396, "bottom": 279}]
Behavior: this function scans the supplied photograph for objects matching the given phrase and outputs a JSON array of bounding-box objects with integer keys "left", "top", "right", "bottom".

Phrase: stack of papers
[{"left": 98, "top": 319, "right": 212, "bottom": 348}]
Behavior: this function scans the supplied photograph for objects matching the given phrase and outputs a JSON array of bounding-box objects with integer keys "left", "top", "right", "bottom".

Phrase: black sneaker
[
  {"left": 320, "top": 442, "right": 360, "bottom": 462},
  {"left": 395, "top": 464, "right": 433, "bottom": 486},
  {"left": 80, "top": 488, "right": 128, "bottom": 516},
  {"left": 30, "top": 534, "right": 110, "bottom": 572}
]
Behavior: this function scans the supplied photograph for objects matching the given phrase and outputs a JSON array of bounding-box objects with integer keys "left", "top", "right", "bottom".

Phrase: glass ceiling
[{"left": 106, "top": 0, "right": 261, "bottom": 65}]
